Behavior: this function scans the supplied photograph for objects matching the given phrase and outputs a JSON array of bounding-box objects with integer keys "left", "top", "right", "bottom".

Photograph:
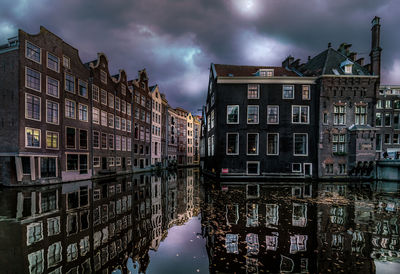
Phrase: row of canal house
[
  {"left": 0, "top": 26, "right": 201, "bottom": 186},
  {"left": 202, "top": 16, "right": 383, "bottom": 179}
]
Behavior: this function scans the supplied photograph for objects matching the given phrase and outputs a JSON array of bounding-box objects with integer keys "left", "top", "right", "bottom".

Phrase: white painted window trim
[
  {"left": 25, "top": 127, "right": 41, "bottom": 148},
  {"left": 266, "top": 133, "right": 279, "bottom": 155},
  {"left": 46, "top": 52, "right": 59, "bottom": 73},
  {"left": 45, "top": 130, "right": 59, "bottom": 150},
  {"left": 226, "top": 105, "right": 239, "bottom": 124},
  {"left": 246, "top": 161, "right": 260, "bottom": 175},
  {"left": 282, "top": 85, "right": 295, "bottom": 99},
  {"left": 293, "top": 133, "right": 308, "bottom": 156},
  {"left": 25, "top": 93, "right": 41, "bottom": 121},
  {"left": 25, "top": 40, "right": 41, "bottom": 64},
  {"left": 247, "top": 105, "right": 259, "bottom": 125},
  {"left": 226, "top": 132, "right": 239, "bottom": 155},
  {"left": 46, "top": 76, "right": 60, "bottom": 98},
  {"left": 291, "top": 105, "right": 310, "bottom": 124},
  {"left": 247, "top": 133, "right": 259, "bottom": 156},
  {"left": 267, "top": 105, "right": 279, "bottom": 124},
  {"left": 25, "top": 66, "right": 42, "bottom": 92}
]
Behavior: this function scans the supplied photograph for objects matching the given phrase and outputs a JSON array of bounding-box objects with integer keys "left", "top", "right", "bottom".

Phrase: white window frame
[
  {"left": 226, "top": 105, "right": 239, "bottom": 124},
  {"left": 282, "top": 85, "right": 294, "bottom": 99},
  {"left": 292, "top": 105, "right": 310, "bottom": 124},
  {"left": 63, "top": 55, "right": 70, "bottom": 68},
  {"left": 46, "top": 100, "right": 59, "bottom": 125},
  {"left": 266, "top": 133, "right": 279, "bottom": 155},
  {"left": 247, "top": 84, "right": 260, "bottom": 99},
  {"left": 78, "top": 103, "right": 89, "bottom": 122},
  {"left": 247, "top": 133, "right": 259, "bottom": 156},
  {"left": 46, "top": 76, "right": 60, "bottom": 98},
  {"left": 25, "top": 40, "right": 41, "bottom": 64},
  {"left": 46, "top": 130, "right": 59, "bottom": 150},
  {"left": 246, "top": 161, "right": 260, "bottom": 175},
  {"left": 92, "top": 107, "right": 100, "bottom": 124},
  {"left": 226, "top": 132, "right": 239, "bottom": 155},
  {"left": 25, "top": 127, "right": 41, "bottom": 148},
  {"left": 25, "top": 93, "right": 41, "bottom": 121},
  {"left": 302, "top": 85, "right": 310, "bottom": 100},
  {"left": 267, "top": 105, "right": 279, "bottom": 124},
  {"left": 293, "top": 133, "right": 308, "bottom": 156},
  {"left": 65, "top": 99, "right": 76, "bottom": 119},
  {"left": 47, "top": 52, "right": 59, "bottom": 73},
  {"left": 25, "top": 67, "right": 42, "bottom": 92},
  {"left": 247, "top": 105, "right": 259, "bottom": 124}
]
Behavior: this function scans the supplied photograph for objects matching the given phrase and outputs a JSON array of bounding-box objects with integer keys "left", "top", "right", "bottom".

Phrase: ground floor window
[
  {"left": 247, "top": 133, "right": 259, "bottom": 155},
  {"left": 66, "top": 154, "right": 88, "bottom": 174},
  {"left": 325, "top": 163, "right": 333, "bottom": 174},
  {"left": 376, "top": 134, "right": 382, "bottom": 151},
  {"left": 247, "top": 162, "right": 259, "bottom": 175},
  {"left": 292, "top": 163, "right": 302, "bottom": 173},
  {"left": 339, "top": 164, "right": 346, "bottom": 174},
  {"left": 40, "top": 157, "right": 57, "bottom": 178}
]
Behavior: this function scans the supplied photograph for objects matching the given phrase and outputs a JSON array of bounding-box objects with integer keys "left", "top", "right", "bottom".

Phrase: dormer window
[
  {"left": 340, "top": 59, "right": 353, "bottom": 74},
  {"left": 258, "top": 69, "right": 274, "bottom": 77},
  {"left": 344, "top": 65, "right": 352, "bottom": 74}
]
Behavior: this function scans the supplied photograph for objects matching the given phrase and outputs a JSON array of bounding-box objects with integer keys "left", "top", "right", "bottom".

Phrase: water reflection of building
[
  {"left": 202, "top": 181, "right": 400, "bottom": 273},
  {"left": 0, "top": 169, "right": 202, "bottom": 273},
  {"left": 202, "top": 183, "right": 317, "bottom": 273}
]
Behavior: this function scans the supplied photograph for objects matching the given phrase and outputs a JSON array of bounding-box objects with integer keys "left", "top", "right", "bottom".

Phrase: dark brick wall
[{"left": 0, "top": 49, "right": 19, "bottom": 153}]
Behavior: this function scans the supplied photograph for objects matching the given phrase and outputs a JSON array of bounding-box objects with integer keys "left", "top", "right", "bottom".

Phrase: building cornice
[{"left": 217, "top": 76, "right": 317, "bottom": 84}]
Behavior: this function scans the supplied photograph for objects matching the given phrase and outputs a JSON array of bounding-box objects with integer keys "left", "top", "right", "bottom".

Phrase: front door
[{"left": 304, "top": 163, "right": 312, "bottom": 176}]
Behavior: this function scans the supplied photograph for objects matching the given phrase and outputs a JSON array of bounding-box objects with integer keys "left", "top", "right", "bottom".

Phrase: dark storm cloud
[{"left": 1, "top": 0, "right": 399, "bottom": 112}]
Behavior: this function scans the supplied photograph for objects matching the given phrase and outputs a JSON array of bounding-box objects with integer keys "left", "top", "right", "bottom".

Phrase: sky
[{"left": 1, "top": 0, "right": 400, "bottom": 113}]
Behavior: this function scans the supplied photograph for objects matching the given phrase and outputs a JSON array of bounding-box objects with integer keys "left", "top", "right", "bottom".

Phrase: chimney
[
  {"left": 349, "top": 52, "right": 357, "bottom": 61},
  {"left": 282, "top": 55, "right": 294, "bottom": 68},
  {"left": 370, "top": 16, "right": 382, "bottom": 76},
  {"left": 356, "top": 58, "right": 364, "bottom": 66}
]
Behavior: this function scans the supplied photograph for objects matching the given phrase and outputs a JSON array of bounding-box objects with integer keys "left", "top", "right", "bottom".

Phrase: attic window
[
  {"left": 259, "top": 69, "right": 274, "bottom": 77},
  {"left": 344, "top": 65, "right": 352, "bottom": 74},
  {"left": 340, "top": 59, "right": 353, "bottom": 74}
]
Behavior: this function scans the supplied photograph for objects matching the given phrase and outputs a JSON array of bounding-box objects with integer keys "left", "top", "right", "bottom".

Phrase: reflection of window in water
[
  {"left": 27, "top": 221, "right": 43, "bottom": 245},
  {"left": 80, "top": 236, "right": 90, "bottom": 256},
  {"left": 301, "top": 258, "right": 309, "bottom": 273},
  {"left": 280, "top": 255, "right": 294, "bottom": 273},
  {"left": 247, "top": 184, "right": 260, "bottom": 199},
  {"left": 292, "top": 186, "right": 302, "bottom": 198},
  {"left": 102, "top": 227, "right": 109, "bottom": 244},
  {"left": 94, "top": 252, "right": 101, "bottom": 271},
  {"left": 47, "top": 217, "right": 60, "bottom": 236},
  {"left": 110, "top": 241, "right": 117, "bottom": 259},
  {"left": 225, "top": 234, "right": 239, "bottom": 254},
  {"left": 247, "top": 203, "right": 259, "bottom": 227},
  {"left": 290, "top": 235, "right": 308, "bottom": 254},
  {"left": 81, "top": 258, "right": 91, "bottom": 273},
  {"left": 28, "top": 249, "right": 44, "bottom": 274},
  {"left": 266, "top": 235, "right": 278, "bottom": 251},
  {"left": 226, "top": 204, "right": 239, "bottom": 225},
  {"left": 292, "top": 203, "right": 307, "bottom": 227},
  {"left": 331, "top": 233, "right": 344, "bottom": 250},
  {"left": 93, "top": 206, "right": 101, "bottom": 226},
  {"left": 67, "top": 243, "right": 78, "bottom": 262},
  {"left": 246, "top": 257, "right": 258, "bottom": 273},
  {"left": 94, "top": 231, "right": 102, "bottom": 249},
  {"left": 101, "top": 246, "right": 109, "bottom": 265},
  {"left": 351, "top": 231, "right": 365, "bottom": 253},
  {"left": 330, "top": 206, "right": 345, "bottom": 225},
  {"left": 67, "top": 213, "right": 78, "bottom": 235},
  {"left": 246, "top": 233, "right": 259, "bottom": 255},
  {"left": 40, "top": 190, "right": 57, "bottom": 213},
  {"left": 266, "top": 204, "right": 279, "bottom": 227},
  {"left": 47, "top": 241, "right": 62, "bottom": 267}
]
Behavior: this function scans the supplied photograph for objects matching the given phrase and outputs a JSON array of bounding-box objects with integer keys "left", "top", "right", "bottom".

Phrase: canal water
[{"left": 0, "top": 168, "right": 399, "bottom": 273}]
